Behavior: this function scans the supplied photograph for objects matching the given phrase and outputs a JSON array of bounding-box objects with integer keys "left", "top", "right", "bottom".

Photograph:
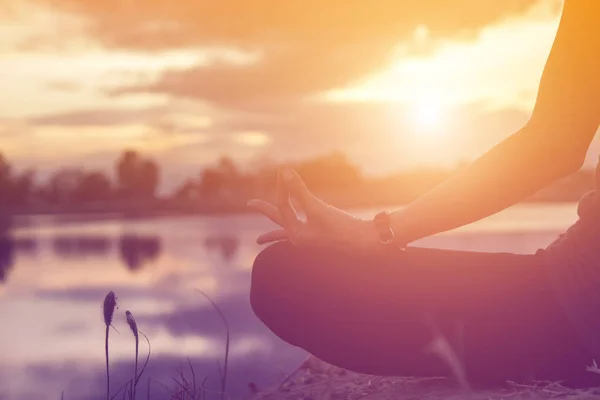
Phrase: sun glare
[
  {"left": 412, "top": 98, "right": 445, "bottom": 135},
  {"left": 415, "top": 102, "right": 440, "bottom": 127}
]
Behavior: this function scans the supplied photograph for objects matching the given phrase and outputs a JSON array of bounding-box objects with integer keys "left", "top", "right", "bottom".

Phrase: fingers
[
  {"left": 246, "top": 199, "right": 295, "bottom": 245},
  {"left": 248, "top": 168, "right": 320, "bottom": 246},
  {"left": 280, "top": 168, "right": 323, "bottom": 214},
  {"left": 247, "top": 199, "right": 282, "bottom": 226},
  {"left": 256, "top": 229, "right": 288, "bottom": 245},
  {"left": 277, "top": 170, "right": 302, "bottom": 233}
]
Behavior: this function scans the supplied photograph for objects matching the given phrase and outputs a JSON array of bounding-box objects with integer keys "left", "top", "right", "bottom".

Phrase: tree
[
  {"left": 295, "top": 151, "right": 363, "bottom": 190},
  {"left": 115, "top": 150, "right": 160, "bottom": 200},
  {"left": 199, "top": 168, "right": 222, "bottom": 197},
  {"left": 10, "top": 169, "right": 35, "bottom": 207},
  {"left": 0, "top": 153, "right": 10, "bottom": 182},
  {"left": 174, "top": 179, "right": 200, "bottom": 202},
  {"left": 217, "top": 156, "right": 239, "bottom": 179},
  {"left": 46, "top": 168, "right": 85, "bottom": 205},
  {"left": 74, "top": 171, "right": 112, "bottom": 203},
  {"left": 0, "top": 153, "right": 12, "bottom": 207},
  {"left": 116, "top": 150, "right": 140, "bottom": 198},
  {"left": 138, "top": 160, "right": 159, "bottom": 199}
]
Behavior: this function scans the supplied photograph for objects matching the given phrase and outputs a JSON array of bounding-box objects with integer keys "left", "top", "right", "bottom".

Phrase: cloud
[
  {"left": 2, "top": 0, "right": 563, "bottom": 182},
  {"left": 19, "top": 0, "right": 539, "bottom": 108},
  {"left": 109, "top": 44, "right": 395, "bottom": 109},
  {"left": 245, "top": 102, "right": 534, "bottom": 173},
  {"left": 28, "top": 106, "right": 170, "bottom": 127},
  {"left": 24, "top": 96, "right": 216, "bottom": 129},
  {"left": 45, "top": 81, "right": 82, "bottom": 92},
  {"left": 18, "top": 99, "right": 533, "bottom": 182},
  {"left": 29, "top": 0, "right": 538, "bottom": 52},
  {"left": 0, "top": 1, "right": 560, "bottom": 185}
]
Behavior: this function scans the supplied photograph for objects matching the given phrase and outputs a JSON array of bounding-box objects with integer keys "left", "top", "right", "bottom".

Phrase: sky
[{"left": 1, "top": 0, "right": 598, "bottom": 191}]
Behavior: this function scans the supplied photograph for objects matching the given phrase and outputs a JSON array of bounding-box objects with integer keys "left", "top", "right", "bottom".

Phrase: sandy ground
[{"left": 251, "top": 357, "right": 600, "bottom": 400}]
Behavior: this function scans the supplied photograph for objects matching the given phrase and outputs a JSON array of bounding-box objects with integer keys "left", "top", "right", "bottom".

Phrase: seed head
[
  {"left": 103, "top": 291, "right": 117, "bottom": 326},
  {"left": 125, "top": 310, "right": 138, "bottom": 341}
]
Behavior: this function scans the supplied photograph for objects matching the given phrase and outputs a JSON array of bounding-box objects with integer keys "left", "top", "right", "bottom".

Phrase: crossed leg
[{"left": 250, "top": 241, "right": 594, "bottom": 387}]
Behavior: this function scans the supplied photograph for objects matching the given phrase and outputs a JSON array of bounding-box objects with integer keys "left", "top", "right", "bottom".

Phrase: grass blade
[{"left": 194, "top": 289, "right": 229, "bottom": 400}]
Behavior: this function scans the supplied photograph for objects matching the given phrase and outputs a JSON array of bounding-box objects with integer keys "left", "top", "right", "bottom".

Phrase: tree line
[
  {"left": 0, "top": 149, "right": 596, "bottom": 216},
  {"left": 0, "top": 150, "right": 365, "bottom": 215},
  {"left": 1, "top": 150, "right": 160, "bottom": 211}
]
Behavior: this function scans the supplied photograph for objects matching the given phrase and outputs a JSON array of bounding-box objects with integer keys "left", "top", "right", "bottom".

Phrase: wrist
[
  {"left": 348, "top": 217, "right": 381, "bottom": 247},
  {"left": 374, "top": 210, "right": 411, "bottom": 249},
  {"left": 389, "top": 210, "right": 415, "bottom": 248}
]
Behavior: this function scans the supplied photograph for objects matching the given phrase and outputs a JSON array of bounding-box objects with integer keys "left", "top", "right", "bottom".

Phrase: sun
[
  {"left": 412, "top": 98, "right": 445, "bottom": 134},
  {"left": 415, "top": 102, "right": 440, "bottom": 127}
]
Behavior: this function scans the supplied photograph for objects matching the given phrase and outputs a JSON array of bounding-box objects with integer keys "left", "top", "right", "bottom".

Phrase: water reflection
[
  {"left": 51, "top": 234, "right": 161, "bottom": 272},
  {"left": 0, "top": 236, "right": 38, "bottom": 283},
  {"left": 0, "top": 237, "right": 14, "bottom": 283},
  {"left": 53, "top": 235, "right": 111, "bottom": 257},
  {"left": 204, "top": 235, "right": 239, "bottom": 262},
  {"left": 0, "top": 206, "right": 577, "bottom": 400},
  {"left": 0, "top": 233, "right": 164, "bottom": 284},
  {"left": 0, "top": 216, "right": 291, "bottom": 399},
  {"left": 0, "top": 231, "right": 244, "bottom": 285},
  {"left": 12, "top": 237, "right": 38, "bottom": 254},
  {"left": 118, "top": 234, "right": 161, "bottom": 272}
]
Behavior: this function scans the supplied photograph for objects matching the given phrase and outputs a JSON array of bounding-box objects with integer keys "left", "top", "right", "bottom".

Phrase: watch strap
[
  {"left": 374, "top": 211, "right": 408, "bottom": 250},
  {"left": 373, "top": 211, "right": 394, "bottom": 244}
]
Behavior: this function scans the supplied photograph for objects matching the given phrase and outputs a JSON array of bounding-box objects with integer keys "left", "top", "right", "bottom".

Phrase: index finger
[
  {"left": 277, "top": 169, "right": 302, "bottom": 233},
  {"left": 247, "top": 199, "right": 282, "bottom": 226}
]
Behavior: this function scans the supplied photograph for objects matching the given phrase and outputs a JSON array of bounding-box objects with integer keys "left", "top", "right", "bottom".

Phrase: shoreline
[{"left": 4, "top": 198, "right": 580, "bottom": 225}]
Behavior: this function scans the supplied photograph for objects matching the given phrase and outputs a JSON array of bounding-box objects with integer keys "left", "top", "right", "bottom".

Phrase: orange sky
[{"left": 0, "top": 0, "right": 598, "bottom": 190}]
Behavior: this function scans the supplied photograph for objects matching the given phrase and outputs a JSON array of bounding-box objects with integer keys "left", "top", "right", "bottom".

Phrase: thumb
[{"left": 280, "top": 168, "right": 320, "bottom": 212}]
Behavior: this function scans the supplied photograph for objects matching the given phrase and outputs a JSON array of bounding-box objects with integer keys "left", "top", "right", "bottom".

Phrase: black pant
[{"left": 250, "top": 241, "right": 599, "bottom": 388}]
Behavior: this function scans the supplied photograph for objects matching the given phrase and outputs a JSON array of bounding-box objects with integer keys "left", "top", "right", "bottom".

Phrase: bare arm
[{"left": 390, "top": 0, "right": 600, "bottom": 245}]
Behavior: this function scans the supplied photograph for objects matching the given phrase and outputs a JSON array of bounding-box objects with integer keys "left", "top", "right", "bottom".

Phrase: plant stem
[
  {"left": 105, "top": 324, "right": 110, "bottom": 400},
  {"left": 195, "top": 289, "right": 229, "bottom": 400},
  {"left": 132, "top": 336, "right": 139, "bottom": 400}
]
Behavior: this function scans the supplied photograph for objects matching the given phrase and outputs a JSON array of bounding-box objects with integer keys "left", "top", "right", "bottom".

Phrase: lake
[{"left": 0, "top": 203, "right": 580, "bottom": 400}]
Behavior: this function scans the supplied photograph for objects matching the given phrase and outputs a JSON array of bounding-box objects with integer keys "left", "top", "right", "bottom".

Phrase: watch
[
  {"left": 373, "top": 211, "right": 394, "bottom": 244},
  {"left": 373, "top": 211, "right": 407, "bottom": 249}
]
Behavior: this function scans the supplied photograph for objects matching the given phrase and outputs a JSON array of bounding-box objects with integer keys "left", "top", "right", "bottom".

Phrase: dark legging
[{"left": 250, "top": 241, "right": 599, "bottom": 388}]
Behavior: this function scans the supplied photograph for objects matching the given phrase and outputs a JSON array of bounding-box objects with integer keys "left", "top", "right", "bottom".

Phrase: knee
[{"left": 250, "top": 241, "right": 295, "bottom": 323}]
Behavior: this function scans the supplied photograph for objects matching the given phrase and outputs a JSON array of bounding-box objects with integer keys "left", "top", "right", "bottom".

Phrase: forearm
[{"left": 390, "top": 125, "right": 580, "bottom": 245}]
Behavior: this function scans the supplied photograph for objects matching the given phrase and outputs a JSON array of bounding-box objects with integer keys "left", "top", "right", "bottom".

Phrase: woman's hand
[{"left": 247, "top": 168, "right": 383, "bottom": 253}]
